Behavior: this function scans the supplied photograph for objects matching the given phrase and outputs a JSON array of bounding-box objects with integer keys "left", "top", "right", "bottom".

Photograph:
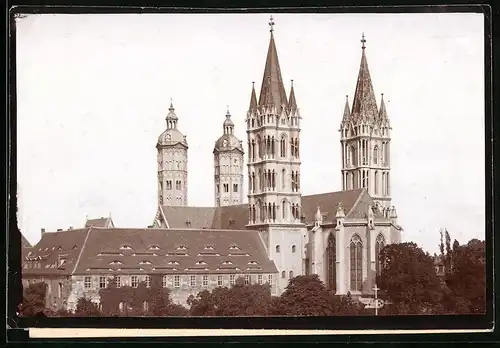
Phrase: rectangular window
[
  {"left": 84, "top": 276, "right": 92, "bottom": 289},
  {"left": 230, "top": 274, "right": 235, "bottom": 286},
  {"left": 258, "top": 274, "right": 263, "bottom": 285},
  {"left": 202, "top": 275, "right": 208, "bottom": 287},
  {"left": 224, "top": 184, "right": 229, "bottom": 193},
  {"left": 233, "top": 184, "right": 238, "bottom": 192},
  {"left": 115, "top": 276, "right": 121, "bottom": 288},
  {"left": 174, "top": 275, "right": 180, "bottom": 288},
  {"left": 99, "top": 276, "right": 107, "bottom": 289},
  {"left": 131, "top": 276, "right": 139, "bottom": 288},
  {"left": 190, "top": 275, "right": 196, "bottom": 287},
  {"left": 176, "top": 180, "right": 181, "bottom": 190},
  {"left": 162, "top": 275, "right": 168, "bottom": 288},
  {"left": 217, "top": 275, "right": 223, "bottom": 286},
  {"left": 268, "top": 274, "right": 273, "bottom": 285},
  {"left": 166, "top": 180, "right": 172, "bottom": 190},
  {"left": 244, "top": 275, "right": 250, "bottom": 285},
  {"left": 58, "top": 283, "right": 63, "bottom": 298},
  {"left": 145, "top": 275, "right": 151, "bottom": 288}
]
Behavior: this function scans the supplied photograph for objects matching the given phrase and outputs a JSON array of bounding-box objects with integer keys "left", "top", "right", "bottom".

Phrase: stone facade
[
  {"left": 213, "top": 110, "right": 245, "bottom": 207},
  {"left": 157, "top": 103, "right": 189, "bottom": 207}
]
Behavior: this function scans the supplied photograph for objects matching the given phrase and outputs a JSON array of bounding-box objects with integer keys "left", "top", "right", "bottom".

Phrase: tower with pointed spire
[
  {"left": 213, "top": 108, "right": 245, "bottom": 207},
  {"left": 340, "top": 34, "right": 392, "bottom": 210},
  {"left": 156, "top": 101, "right": 189, "bottom": 207},
  {"left": 245, "top": 16, "right": 305, "bottom": 292}
]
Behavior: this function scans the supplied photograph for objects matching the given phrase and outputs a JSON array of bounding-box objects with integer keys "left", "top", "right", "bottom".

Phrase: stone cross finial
[
  {"left": 269, "top": 15, "right": 275, "bottom": 32},
  {"left": 361, "top": 32, "right": 366, "bottom": 49}
]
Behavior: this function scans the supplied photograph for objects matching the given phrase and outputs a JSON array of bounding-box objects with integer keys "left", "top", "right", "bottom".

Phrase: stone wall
[
  {"left": 68, "top": 272, "right": 279, "bottom": 310},
  {"left": 22, "top": 275, "right": 73, "bottom": 311}
]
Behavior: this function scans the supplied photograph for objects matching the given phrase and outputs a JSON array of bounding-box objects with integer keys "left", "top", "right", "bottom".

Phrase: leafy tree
[
  {"left": 278, "top": 274, "right": 333, "bottom": 316},
  {"left": 445, "top": 230, "right": 452, "bottom": 275},
  {"left": 74, "top": 297, "right": 101, "bottom": 317},
  {"left": 379, "top": 242, "right": 443, "bottom": 314},
  {"left": 446, "top": 239, "right": 485, "bottom": 314},
  {"left": 18, "top": 282, "right": 48, "bottom": 317},
  {"left": 187, "top": 277, "right": 274, "bottom": 316}
]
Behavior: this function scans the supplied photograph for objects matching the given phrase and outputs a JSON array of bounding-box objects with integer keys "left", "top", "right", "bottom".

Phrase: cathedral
[
  {"left": 21, "top": 17, "right": 403, "bottom": 311},
  {"left": 152, "top": 18, "right": 403, "bottom": 296}
]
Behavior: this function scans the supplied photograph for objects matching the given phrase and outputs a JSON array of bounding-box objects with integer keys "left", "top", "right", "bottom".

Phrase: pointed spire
[
  {"left": 379, "top": 93, "right": 388, "bottom": 120},
  {"left": 258, "top": 16, "right": 288, "bottom": 113},
  {"left": 351, "top": 33, "right": 378, "bottom": 122},
  {"left": 342, "top": 95, "right": 350, "bottom": 121},
  {"left": 288, "top": 80, "right": 297, "bottom": 111},
  {"left": 249, "top": 82, "right": 258, "bottom": 111}
]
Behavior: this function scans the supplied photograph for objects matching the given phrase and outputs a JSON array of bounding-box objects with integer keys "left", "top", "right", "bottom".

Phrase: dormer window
[
  {"left": 120, "top": 245, "right": 132, "bottom": 250},
  {"left": 229, "top": 245, "right": 240, "bottom": 251},
  {"left": 204, "top": 245, "right": 214, "bottom": 250},
  {"left": 168, "top": 261, "right": 179, "bottom": 265},
  {"left": 57, "top": 246, "right": 63, "bottom": 251},
  {"left": 222, "top": 261, "right": 233, "bottom": 265},
  {"left": 148, "top": 246, "right": 160, "bottom": 251},
  {"left": 248, "top": 261, "right": 259, "bottom": 265},
  {"left": 109, "top": 261, "right": 123, "bottom": 265},
  {"left": 195, "top": 261, "right": 207, "bottom": 265},
  {"left": 139, "top": 261, "right": 152, "bottom": 265},
  {"left": 185, "top": 221, "right": 191, "bottom": 227},
  {"left": 177, "top": 245, "right": 187, "bottom": 251}
]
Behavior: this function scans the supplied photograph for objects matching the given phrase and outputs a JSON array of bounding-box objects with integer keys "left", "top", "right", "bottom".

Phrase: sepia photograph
[{"left": 12, "top": 10, "right": 488, "bottom": 328}]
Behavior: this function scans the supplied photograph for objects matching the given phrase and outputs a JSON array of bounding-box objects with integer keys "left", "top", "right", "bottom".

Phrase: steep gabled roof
[
  {"left": 73, "top": 228, "right": 277, "bottom": 275},
  {"left": 85, "top": 217, "right": 114, "bottom": 228},
  {"left": 301, "top": 189, "right": 365, "bottom": 224},
  {"left": 21, "top": 232, "right": 32, "bottom": 248},
  {"left": 22, "top": 228, "right": 90, "bottom": 276}
]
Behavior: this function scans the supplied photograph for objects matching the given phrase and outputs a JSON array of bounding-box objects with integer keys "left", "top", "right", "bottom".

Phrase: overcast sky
[{"left": 15, "top": 13, "right": 485, "bottom": 253}]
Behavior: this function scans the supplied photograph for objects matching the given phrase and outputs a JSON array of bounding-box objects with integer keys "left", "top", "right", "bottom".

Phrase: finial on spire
[
  {"left": 346, "top": 95, "right": 349, "bottom": 101},
  {"left": 169, "top": 97, "right": 174, "bottom": 109},
  {"left": 361, "top": 32, "right": 366, "bottom": 49},
  {"left": 269, "top": 15, "right": 275, "bottom": 32},
  {"left": 291, "top": 79, "right": 294, "bottom": 87},
  {"left": 226, "top": 105, "right": 230, "bottom": 116}
]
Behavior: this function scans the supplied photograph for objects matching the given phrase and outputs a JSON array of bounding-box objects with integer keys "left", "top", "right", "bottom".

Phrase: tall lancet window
[
  {"left": 349, "top": 234, "right": 363, "bottom": 292},
  {"left": 375, "top": 233, "right": 386, "bottom": 280},
  {"left": 373, "top": 146, "right": 379, "bottom": 165},
  {"left": 327, "top": 233, "right": 336, "bottom": 291}
]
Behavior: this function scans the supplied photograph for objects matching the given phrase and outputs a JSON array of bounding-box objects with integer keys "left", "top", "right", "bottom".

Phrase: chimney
[
  {"left": 41, "top": 228, "right": 46, "bottom": 236},
  {"left": 57, "top": 228, "right": 63, "bottom": 232}
]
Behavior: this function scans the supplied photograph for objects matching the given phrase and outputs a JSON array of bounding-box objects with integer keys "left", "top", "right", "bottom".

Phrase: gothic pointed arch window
[
  {"left": 281, "top": 199, "right": 288, "bottom": 220},
  {"left": 375, "top": 233, "right": 386, "bottom": 279},
  {"left": 349, "top": 234, "right": 363, "bottom": 292},
  {"left": 373, "top": 145, "right": 379, "bottom": 165},
  {"left": 327, "top": 233, "right": 336, "bottom": 291},
  {"left": 280, "top": 134, "right": 287, "bottom": 157}
]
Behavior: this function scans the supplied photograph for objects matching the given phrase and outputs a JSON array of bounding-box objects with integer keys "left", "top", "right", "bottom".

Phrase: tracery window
[{"left": 349, "top": 234, "right": 363, "bottom": 292}]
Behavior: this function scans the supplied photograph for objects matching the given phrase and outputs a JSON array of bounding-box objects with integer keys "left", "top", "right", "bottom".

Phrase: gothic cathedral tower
[
  {"left": 340, "top": 35, "right": 392, "bottom": 210},
  {"left": 156, "top": 102, "right": 189, "bottom": 207},
  {"left": 246, "top": 17, "right": 306, "bottom": 293},
  {"left": 213, "top": 109, "right": 244, "bottom": 207}
]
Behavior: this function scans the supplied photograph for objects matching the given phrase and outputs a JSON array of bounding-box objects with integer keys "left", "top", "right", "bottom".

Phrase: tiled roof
[
  {"left": 161, "top": 189, "right": 375, "bottom": 229},
  {"left": 22, "top": 229, "right": 90, "bottom": 276},
  {"left": 73, "top": 228, "right": 277, "bottom": 275},
  {"left": 21, "top": 232, "right": 32, "bottom": 248},
  {"left": 301, "top": 189, "right": 365, "bottom": 223},
  {"left": 85, "top": 217, "right": 113, "bottom": 228}
]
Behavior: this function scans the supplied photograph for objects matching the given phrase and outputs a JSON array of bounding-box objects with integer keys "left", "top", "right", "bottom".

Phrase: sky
[{"left": 15, "top": 13, "right": 485, "bottom": 254}]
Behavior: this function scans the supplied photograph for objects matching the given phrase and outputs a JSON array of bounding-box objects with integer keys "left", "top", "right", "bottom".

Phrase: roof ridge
[
  {"left": 71, "top": 227, "right": 93, "bottom": 275},
  {"left": 345, "top": 188, "right": 368, "bottom": 217}
]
